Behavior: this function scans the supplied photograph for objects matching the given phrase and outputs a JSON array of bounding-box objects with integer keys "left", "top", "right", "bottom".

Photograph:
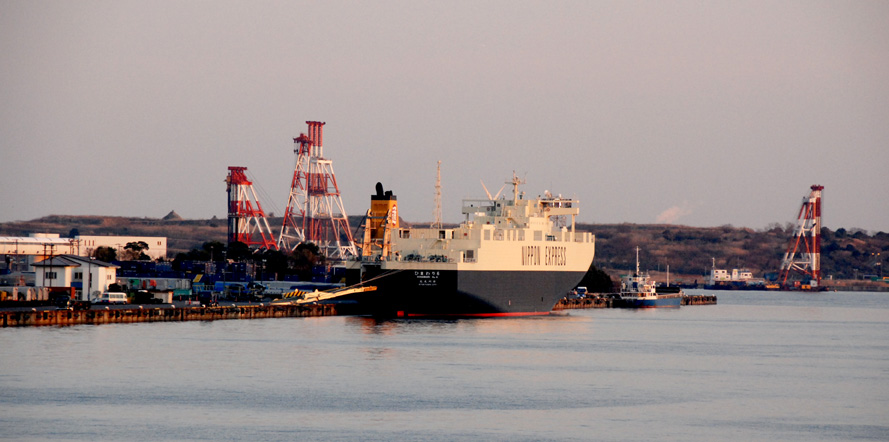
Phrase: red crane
[
  {"left": 226, "top": 166, "right": 278, "bottom": 250},
  {"left": 278, "top": 121, "right": 357, "bottom": 260},
  {"left": 779, "top": 185, "right": 824, "bottom": 289}
]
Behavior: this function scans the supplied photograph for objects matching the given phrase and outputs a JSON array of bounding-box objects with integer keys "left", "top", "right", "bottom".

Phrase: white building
[
  {"left": 76, "top": 235, "right": 167, "bottom": 260},
  {"left": 32, "top": 255, "right": 118, "bottom": 300},
  {"left": 708, "top": 268, "right": 755, "bottom": 283},
  {"left": 0, "top": 234, "right": 78, "bottom": 257},
  {"left": 1, "top": 234, "right": 168, "bottom": 262}
]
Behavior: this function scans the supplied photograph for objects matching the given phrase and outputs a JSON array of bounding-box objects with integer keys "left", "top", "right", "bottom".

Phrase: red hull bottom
[{"left": 398, "top": 310, "right": 553, "bottom": 318}]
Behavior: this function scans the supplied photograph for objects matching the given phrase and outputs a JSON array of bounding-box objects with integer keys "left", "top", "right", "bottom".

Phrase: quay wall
[
  {"left": 554, "top": 294, "right": 717, "bottom": 310},
  {"left": 2, "top": 294, "right": 718, "bottom": 326},
  {"left": 1, "top": 304, "right": 337, "bottom": 328},
  {"left": 553, "top": 297, "right": 613, "bottom": 310},
  {"left": 682, "top": 294, "right": 718, "bottom": 305}
]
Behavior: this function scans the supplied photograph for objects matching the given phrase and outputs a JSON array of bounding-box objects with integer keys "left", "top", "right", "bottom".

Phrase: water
[{"left": 1, "top": 290, "right": 888, "bottom": 441}]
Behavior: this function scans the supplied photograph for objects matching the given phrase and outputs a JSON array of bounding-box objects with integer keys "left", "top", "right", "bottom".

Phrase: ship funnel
[{"left": 362, "top": 183, "right": 399, "bottom": 258}]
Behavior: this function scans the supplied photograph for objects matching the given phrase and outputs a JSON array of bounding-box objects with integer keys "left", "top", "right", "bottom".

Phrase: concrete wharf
[
  {"left": 554, "top": 294, "right": 717, "bottom": 310},
  {"left": 0, "top": 294, "right": 717, "bottom": 327},
  {"left": 0, "top": 303, "right": 337, "bottom": 328}
]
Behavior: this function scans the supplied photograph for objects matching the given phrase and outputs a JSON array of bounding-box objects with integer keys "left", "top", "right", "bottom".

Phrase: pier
[
  {"left": 1, "top": 294, "right": 718, "bottom": 327},
  {"left": 681, "top": 294, "right": 718, "bottom": 305},
  {"left": 553, "top": 294, "right": 717, "bottom": 310},
  {"left": 0, "top": 303, "right": 337, "bottom": 328}
]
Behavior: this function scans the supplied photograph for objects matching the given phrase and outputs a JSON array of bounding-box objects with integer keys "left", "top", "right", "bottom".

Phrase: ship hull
[{"left": 356, "top": 265, "right": 586, "bottom": 317}]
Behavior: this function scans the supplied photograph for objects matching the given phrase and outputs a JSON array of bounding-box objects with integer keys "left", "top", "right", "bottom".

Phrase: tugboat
[
  {"left": 618, "top": 248, "right": 681, "bottom": 308},
  {"left": 348, "top": 173, "right": 597, "bottom": 317}
]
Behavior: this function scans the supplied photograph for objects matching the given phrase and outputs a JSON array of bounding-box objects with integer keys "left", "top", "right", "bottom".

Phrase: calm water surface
[{"left": 1, "top": 290, "right": 888, "bottom": 441}]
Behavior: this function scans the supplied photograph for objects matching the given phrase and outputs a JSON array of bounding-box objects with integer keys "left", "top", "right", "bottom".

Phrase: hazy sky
[{"left": 2, "top": 1, "right": 888, "bottom": 232}]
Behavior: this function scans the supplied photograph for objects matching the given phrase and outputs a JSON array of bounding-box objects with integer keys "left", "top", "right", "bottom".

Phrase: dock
[
  {"left": 553, "top": 294, "right": 717, "bottom": 310},
  {"left": 0, "top": 294, "right": 718, "bottom": 327},
  {"left": 681, "top": 294, "right": 718, "bottom": 305},
  {"left": 0, "top": 303, "right": 338, "bottom": 328}
]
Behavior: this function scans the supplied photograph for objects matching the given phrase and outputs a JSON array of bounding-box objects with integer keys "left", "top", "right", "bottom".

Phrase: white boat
[{"left": 618, "top": 248, "right": 681, "bottom": 308}]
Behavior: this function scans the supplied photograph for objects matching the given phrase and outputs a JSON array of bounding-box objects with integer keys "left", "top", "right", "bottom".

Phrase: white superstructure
[{"left": 379, "top": 174, "right": 595, "bottom": 273}]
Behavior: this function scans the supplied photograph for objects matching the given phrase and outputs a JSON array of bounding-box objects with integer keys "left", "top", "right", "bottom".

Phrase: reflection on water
[{"left": 1, "top": 290, "right": 887, "bottom": 441}]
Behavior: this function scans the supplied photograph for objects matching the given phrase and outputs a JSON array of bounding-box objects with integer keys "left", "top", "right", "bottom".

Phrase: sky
[{"left": 2, "top": 1, "right": 888, "bottom": 233}]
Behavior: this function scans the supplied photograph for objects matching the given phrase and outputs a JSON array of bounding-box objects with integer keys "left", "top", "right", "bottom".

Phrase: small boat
[{"left": 618, "top": 248, "right": 681, "bottom": 308}]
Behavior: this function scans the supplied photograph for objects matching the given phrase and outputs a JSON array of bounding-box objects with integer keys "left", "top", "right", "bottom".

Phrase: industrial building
[
  {"left": 0, "top": 233, "right": 167, "bottom": 263},
  {"left": 0, "top": 234, "right": 79, "bottom": 258},
  {"left": 75, "top": 235, "right": 167, "bottom": 260}
]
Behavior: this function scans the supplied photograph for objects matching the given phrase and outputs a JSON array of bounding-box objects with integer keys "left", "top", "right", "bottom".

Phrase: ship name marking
[
  {"left": 522, "top": 245, "right": 567, "bottom": 266},
  {"left": 546, "top": 246, "right": 567, "bottom": 266},
  {"left": 415, "top": 270, "right": 440, "bottom": 287},
  {"left": 522, "top": 246, "right": 540, "bottom": 266}
]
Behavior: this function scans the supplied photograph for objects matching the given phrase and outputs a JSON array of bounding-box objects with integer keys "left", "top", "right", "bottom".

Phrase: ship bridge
[{"left": 462, "top": 194, "right": 580, "bottom": 231}]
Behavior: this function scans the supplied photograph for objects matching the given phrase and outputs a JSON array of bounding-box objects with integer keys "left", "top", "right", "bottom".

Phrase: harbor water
[{"left": 1, "top": 290, "right": 887, "bottom": 441}]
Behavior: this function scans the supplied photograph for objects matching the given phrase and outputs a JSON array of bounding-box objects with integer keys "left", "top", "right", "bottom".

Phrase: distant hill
[
  {"left": 162, "top": 210, "right": 183, "bottom": 221},
  {"left": 2, "top": 215, "right": 886, "bottom": 281},
  {"left": 581, "top": 223, "right": 888, "bottom": 284}
]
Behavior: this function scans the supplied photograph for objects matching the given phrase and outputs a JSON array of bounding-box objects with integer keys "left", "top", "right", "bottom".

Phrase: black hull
[{"left": 351, "top": 265, "right": 586, "bottom": 317}]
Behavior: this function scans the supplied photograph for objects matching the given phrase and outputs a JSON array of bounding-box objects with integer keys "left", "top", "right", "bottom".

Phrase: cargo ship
[
  {"left": 617, "top": 248, "right": 681, "bottom": 308},
  {"left": 348, "top": 174, "right": 596, "bottom": 317}
]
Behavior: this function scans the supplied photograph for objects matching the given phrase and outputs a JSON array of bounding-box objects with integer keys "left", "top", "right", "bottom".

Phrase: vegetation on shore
[{"left": 585, "top": 223, "right": 888, "bottom": 283}]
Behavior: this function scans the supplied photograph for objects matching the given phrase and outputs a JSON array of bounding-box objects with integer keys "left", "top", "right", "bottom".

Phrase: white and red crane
[
  {"left": 277, "top": 121, "right": 357, "bottom": 260},
  {"left": 226, "top": 166, "right": 278, "bottom": 250},
  {"left": 779, "top": 185, "right": 824, "bottom": 288}
]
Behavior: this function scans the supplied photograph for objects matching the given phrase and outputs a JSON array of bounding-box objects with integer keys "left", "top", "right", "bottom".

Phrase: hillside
[
  {"left": 582, "top": 223, "right": 888, "bottom": 283},
  {"left": 2, "top": 215, "right": 887, "bottom": 282}
]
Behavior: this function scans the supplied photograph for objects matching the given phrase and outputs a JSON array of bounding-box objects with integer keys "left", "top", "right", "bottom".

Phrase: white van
[{"left": 94, "top": 292, "right": 128, "bottom": 304}]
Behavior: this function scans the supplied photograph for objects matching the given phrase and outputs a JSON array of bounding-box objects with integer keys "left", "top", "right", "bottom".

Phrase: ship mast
[
  {"left": 508, "top": 171, "right": 525, "bottom": 204},
  {"left": 431, "top": 160, "right": 442, "bottom": 229},
  {"left": 635, "top": 247, "right": 641, "bottom": 275}
]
